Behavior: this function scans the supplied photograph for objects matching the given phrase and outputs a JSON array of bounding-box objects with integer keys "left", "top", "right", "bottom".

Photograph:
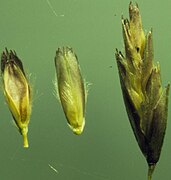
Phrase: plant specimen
[
  {"left": 115, "top": 2, "right": 170, "bottom": 179},
  {"left": 1, "top": 49, "right": 32, "bottom": 148},
  {"left": 54, "top": 47, "right": 87, "bottom": 135}
]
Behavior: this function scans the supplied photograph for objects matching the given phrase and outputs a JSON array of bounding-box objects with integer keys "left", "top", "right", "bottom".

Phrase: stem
[
  {"left": 23, "top": 133, "right": 29, "bottom": 148},
  {"left": 21, "top": 127, "right": 29, "bottom": 148},
  {"left": 148, "top": 164, "right": 156, "bottom": 180}
]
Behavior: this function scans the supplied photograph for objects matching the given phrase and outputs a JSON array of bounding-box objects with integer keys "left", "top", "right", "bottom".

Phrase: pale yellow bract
[{"left": 55, "top": 47, "right": 87, "bottom": 135}]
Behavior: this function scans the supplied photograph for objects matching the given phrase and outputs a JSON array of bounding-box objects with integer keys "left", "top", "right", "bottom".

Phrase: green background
[{"left": 0, "top": 0, "right": 171, "bottom": 179}]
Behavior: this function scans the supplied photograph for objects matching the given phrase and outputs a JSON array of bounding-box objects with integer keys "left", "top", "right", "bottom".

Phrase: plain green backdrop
[{"left": 0, "top": 0, "right": 171, "bottom": 179}]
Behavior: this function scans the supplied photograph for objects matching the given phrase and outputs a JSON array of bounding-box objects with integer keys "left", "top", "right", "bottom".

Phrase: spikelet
[
  {"left": 115, "top": 3, "right": 169, "bottom": 179},
  {"left": 1, "top": 48, "right": 32, "bottom": 148},
  {"left": 54, "top": 47, "right": 87, "bottom": 135}
]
